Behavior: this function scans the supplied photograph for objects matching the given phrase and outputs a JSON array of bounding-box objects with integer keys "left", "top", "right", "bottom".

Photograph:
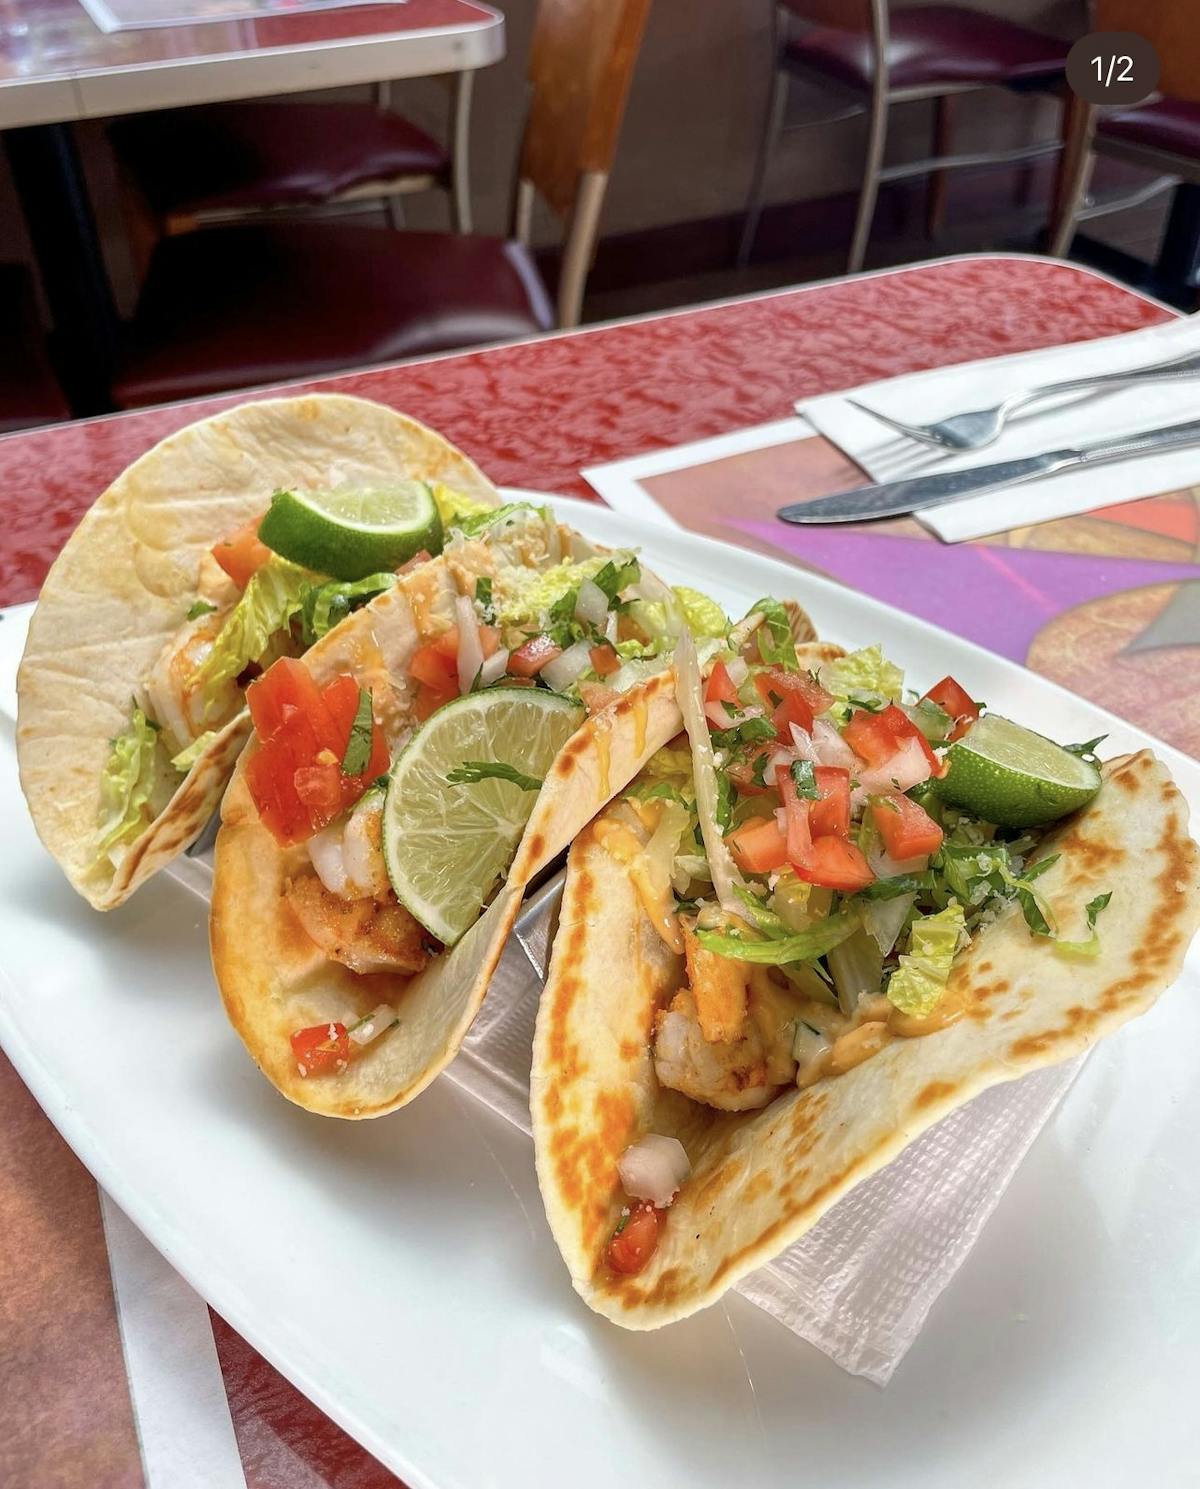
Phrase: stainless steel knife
[{"left": 777, "top": 417, "right": 1200, "bottom": 524}]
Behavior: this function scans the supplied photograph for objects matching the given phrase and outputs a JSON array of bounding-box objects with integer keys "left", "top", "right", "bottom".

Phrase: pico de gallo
[
  {"left": 233, "top": 501, "right": 732, "bottom": 1080},
  {"left": 597, "top": 604, "right": 1112, "bottom": 1276},
  {"left": 95, "top": 484, "right": 472, "bottom": 872}
]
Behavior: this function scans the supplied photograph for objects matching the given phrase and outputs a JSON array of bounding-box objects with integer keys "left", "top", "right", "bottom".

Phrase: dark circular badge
[{"left": 1066, "top": 32, "right": 1160, "bottom": 106}]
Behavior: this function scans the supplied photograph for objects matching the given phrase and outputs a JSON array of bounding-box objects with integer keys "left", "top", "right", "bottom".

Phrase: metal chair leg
[
  {"left": 1049, "top": 89, "right": 1096, "bottom": 258},
  {"left": 848, "top": 75, "right": 888, "bottom": 274},
  {"left": 737, "top": 58, "right": 789, "bottom": 268},
  {"left": 926, "top": 93, "right": 952, "bottom": 238},
  {"left": 450, "top": 70, "right": 474, "bottom": 235}
]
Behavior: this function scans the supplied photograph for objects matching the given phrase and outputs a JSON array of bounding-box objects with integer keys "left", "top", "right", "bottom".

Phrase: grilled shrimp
[
  {"left": 142, "top": 609, "right": 239, "bottom": 756},
  {"left": 653, "top": 976, "right": 800, "bottom": 1112},
  {"left": 307, "top": 793, "right": 390, "bottom": 901},
  {"left": 284, "top": 872, "right": 434, "bottom": 976}
]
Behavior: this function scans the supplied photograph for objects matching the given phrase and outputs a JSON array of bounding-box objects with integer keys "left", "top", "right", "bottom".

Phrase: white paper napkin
[
  {"left": 448, "top": 875, "right": 1083, "bottom": 1386},
  {"left": 800, "top": 312, "right": 1200, "bottom": 542}
]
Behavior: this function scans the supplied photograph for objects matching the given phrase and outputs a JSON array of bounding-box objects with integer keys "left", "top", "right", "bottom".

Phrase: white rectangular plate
[{"left": 3, "top": 496, "right": 1199, "bottom": 1489}]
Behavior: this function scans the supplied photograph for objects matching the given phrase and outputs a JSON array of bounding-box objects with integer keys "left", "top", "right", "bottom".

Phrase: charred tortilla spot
[{"left": 915, "top": 1079, "right": 958, "bottom": 1109}]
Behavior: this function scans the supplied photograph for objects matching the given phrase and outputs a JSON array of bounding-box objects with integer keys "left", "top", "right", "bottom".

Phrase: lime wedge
[
  {"left": 383, "top": 688, "right": 584, "bottom": 945},
  {"left": 936, "top": 714, "right": 1102, "bottom": 828},
  {"left": 258, "top": 482, "right": 443, "bottom": 581}
]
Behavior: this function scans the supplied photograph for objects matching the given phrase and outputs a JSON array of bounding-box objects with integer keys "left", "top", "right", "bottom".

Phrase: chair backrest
[
  {"left": 779, "top": 0, "right": 872, "bottom": 30},
  {"left": 513, "top": 0, "right": 653, "bottom": 328},
  {"left": 1093, "top": 0, "right": 1200, "bottom": 103}
]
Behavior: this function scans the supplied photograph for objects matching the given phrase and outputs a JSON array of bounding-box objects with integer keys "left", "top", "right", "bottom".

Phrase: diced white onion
[
  {"left": 725, "top": 655, "right": 749, "bottom": 687},
  {"left": 857, "top": 736, "right": 931, "bottom": 796},
  {"left": 617, "top": 1134, "right": 691, "bottom": 1208},
  {"left": 541, "top": 638, "right": 594, "bottom": 692},
  {"left": 789, "top": 723, "right": 815, "bottom": 761},
  {"left": 455, "top": 595, "right": 483, "bottom": 696},
  {"left": 811, "top": 718, "right": 857, "bottom": 770},
  {"left": 604, "top": 611, "right": 618, "bottom": 644},
  {"left": 478, "top": 649, "right": 510, "bottom": 688},
  {"left": 866, "top": 839, "right": 929, "bottom": 880},
  {"left": 308, "top": 820, "right": 349, "bottom": 897},
  {"left": 574, "top": 578, "right": 609, "bottom": 628},
  {"left": 348, "top": 1003, "right": 399, "bottom": 1047},
  {"left": 705, "top": 698, "right": 733, "bottom": 729},
  {"left": 767, "top": 748, "right": 794, "bottom": 776}
]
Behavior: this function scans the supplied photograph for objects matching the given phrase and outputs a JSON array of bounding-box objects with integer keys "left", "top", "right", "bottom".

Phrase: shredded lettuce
[
  {"left": 827, "top": 927, "right": 885, "bottom": 1015},
  {"left": 189, "top": 558, "right": 311, "bottom": 709},
  {"left": 697, "top": 913, "right": 857, "bottom": 965},
  {"left": 820, "top": 645, "right": 904, "bottom": 706},
  {"left": 96, "top": 708, "right": 163, "bottom": 859},
  {"left": 673, "top": 586, "right": 728, "bottom": 640},
  {"left": 494, "top": 555, "right": 611, "bottom": 626},
  {"left": 1055, "top": 891, "right": 1112, "bottom": 959},
  {"left": 886, "top": 902, "right": 965, "bottom": 1018},
  {"left": 171, "top": 729, "right": 219, "bottom": 772},
  {"left": 747, "top": 597, "right": 798, "bottom": 670},
  {"left": 454, "top": 499, "right": 539, "bottom": 539},
  {"left": 300, "top": 572, "right": 395, "bottom": 645},
  {"left": 431, "top": 484, "right": 504, "bottom": 531}
]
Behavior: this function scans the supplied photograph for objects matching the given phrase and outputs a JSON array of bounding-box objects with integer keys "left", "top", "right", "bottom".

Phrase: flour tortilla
[
  {"left": 16, "top": 394, "right": 497, "bottom": 910},
  {"left": 210, "top": 571, "right": 689, "bottom": 1118},
  {"left": 531, "top": 750, "right": 1200, "bottom": 1328}
]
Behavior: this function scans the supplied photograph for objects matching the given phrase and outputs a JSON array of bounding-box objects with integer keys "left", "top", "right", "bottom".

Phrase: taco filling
[
  {"left": 213, "top": 506, "right": 732, "bottom": 1111},
  {"left": 553, "top": 614, "right": 1147, "bottom": 1281}
]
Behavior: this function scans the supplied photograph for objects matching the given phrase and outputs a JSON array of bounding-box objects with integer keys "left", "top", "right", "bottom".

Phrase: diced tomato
[
  {"left": 211, "top": 515, "right": 272, "bottom": 590},
  {"left": 246, "top": 656, "right": 332, "bottom": 745},
  {"left": 479, "top": 625, "right": 501, "bottom": 659},
  {"left": 397, "top": 548, "right": 433, "bottom": 576},
  {"left": 606, "top": 1202, "right": 661, "bottom": 1276},
  {"left": 291, "top": 1021, "right": 349, "bottom": 1077},
  {"left": 793, "top": 836, "right": 875, "bottom": 893},
  {"left": 810, "top": 765, "right": 851, "bottom": 839},
  {"left": 776, "top": 766, "right": 814, "bottom": 868},
  {"left": 244, "top": 658, "right": 389, "bottom": 845},
  {"left": 589, "top": 643, "right": 620, "bottom": 678},
  {"left": 579, "top": 680, "right": 620, "bottom": 714},
  {"left": 728, "top": 816, "right": 790, "bottom": 874},
  {"left": 922, "top": 675, "right": 980, "bottom": 742},
  {"left": 845, "top": 704, "right": 940, "bottom": 774},
  {"left": 870, "top": 793, "right": 943, "bottom": 859},
  {"left": 508, "top": 634, "right": 563, "bottom": 678},
  {"left": 754, "top": 666, "right": 832, "bottom": 724},
  {"left": 410, "top": 631, "right": 460, "bottom": 692},
  {"left": 705, "top": 660, "right": 740, "bottom": 707}
]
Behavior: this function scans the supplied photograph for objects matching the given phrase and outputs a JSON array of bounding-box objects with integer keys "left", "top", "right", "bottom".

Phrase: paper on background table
[
  {"left": 78, "top": 0, "right": 405, "bottom": 34},
  {"left": 801, "top": 313, "right": 1200, "bottom": 542}
]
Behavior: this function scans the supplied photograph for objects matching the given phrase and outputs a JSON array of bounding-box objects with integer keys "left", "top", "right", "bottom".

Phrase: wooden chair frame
[{"left": 738, "top": 0, "right": 1063, "bottom": 274}]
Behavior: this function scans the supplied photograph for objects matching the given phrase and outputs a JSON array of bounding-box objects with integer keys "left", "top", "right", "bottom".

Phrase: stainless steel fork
[{"left": 844, "top": 348, "right": 1200, "bottom": 452}]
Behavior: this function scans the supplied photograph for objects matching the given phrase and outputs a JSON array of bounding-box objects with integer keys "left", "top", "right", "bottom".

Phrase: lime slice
[
  {"left": 936, "top": 714, "right": 1102, "bottom": 828},
  {"left": 383, "top": 688, "right": 584, "bottom": 945},
  {"left": 258, "top": 482, "right": 443, "bottom": 581}
]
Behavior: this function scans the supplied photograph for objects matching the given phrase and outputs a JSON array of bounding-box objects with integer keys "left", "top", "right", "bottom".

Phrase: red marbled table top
[{"left": 0, "top": 256, "right": 1172, "bottom": 1488}]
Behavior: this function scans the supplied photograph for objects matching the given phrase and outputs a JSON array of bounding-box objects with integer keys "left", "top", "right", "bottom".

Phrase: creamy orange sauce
[
  {"left": 594, "top": 725, "right": 611, "bottom": 800},
  {"left": 594, "top": 819, "right": 683, "bottom": 954},
  {"left": 793, "top": 984, "right": 966, "bottom": 1088},
  {"left": 887, "top": 982, "right": 970, "bottom": 1038},
  {"left": 632, "top": 693, "right": 647, "bottom": 758}
]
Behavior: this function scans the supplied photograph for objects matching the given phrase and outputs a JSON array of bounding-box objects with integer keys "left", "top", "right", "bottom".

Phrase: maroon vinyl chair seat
[
  {"left": 112, "top": 222, "right": 554, "bottom": 409},
  {"left": 784, "top": 4, "right": 1068, "bottom": 93},
  {"left": 0, "top": 264, "right": 69, "bottom": 435},
  {"left": 109, "top": 102, "right": 448, "bottom": 219},
  {"left": 1098, "top": 98, "right": 1200, "bottom": 164}
]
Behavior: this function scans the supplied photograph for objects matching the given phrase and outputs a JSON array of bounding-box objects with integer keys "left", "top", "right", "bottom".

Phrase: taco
[
  {"left": 531, "top": 622, "right": 1200, "bottom": 1326},
  {"left": 209, "top": 505, "right": 744, "bottom": 1116},
  {"left": 17, "top": 393, "right": 498, "bottom": 909}
]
